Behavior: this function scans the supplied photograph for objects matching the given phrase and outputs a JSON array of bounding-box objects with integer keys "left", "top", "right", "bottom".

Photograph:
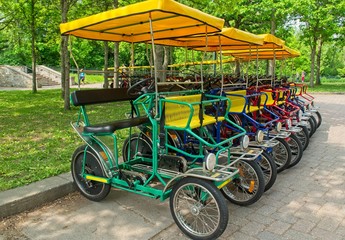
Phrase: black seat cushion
[{"left": 84, "top": 116, "right": 149, "bottom": 134}]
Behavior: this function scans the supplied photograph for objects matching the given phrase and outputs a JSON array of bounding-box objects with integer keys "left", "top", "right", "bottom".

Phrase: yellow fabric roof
[
  {"left": 60, "top": 0, "right": 224, "bottom": 43},
  {"left": 258, "top": 34, "right": 285, "bottom": 49},
  {"left": 154, "top": 27, "right": 264, "bottom": 50},
  {"left": 223, "top": 45, "right": 300, "bottom": 60}
]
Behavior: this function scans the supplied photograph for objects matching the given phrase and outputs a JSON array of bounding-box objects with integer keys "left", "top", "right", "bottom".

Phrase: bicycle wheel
[
  {"left": 286, "top": 133, "right": 303, "bottom": 168},
  {"left": 310, "top": 115, "right": 318, "bottom": 133},
  {"left": 221, "top": 160, "right": 265, "bottom": 206},
  {"left": 272, "top": 138, "right": 292, "bottom": 173},
  {"left": 308, "top": 116, "right": 317, "bottom": 137},
  {"left": 170, "top": 177, "right": 228, "bottom": 240},
  {"left": 312, "top": 111, "right": 322, "bottom": 129},
  {"left": 305, "top": 117, "right": 314, "bottom": 138},
  {"left": 258, "top": 151, "right": 277, "bottom": 192},
  {"left": 296, "top": 125, "right": 310, "bottom": 150},
  {"left": 122, "top": 133, "right": 152, "bottom": 161},
  {"left": 71, "top": 145, "right": 111, "bottom": 202}
]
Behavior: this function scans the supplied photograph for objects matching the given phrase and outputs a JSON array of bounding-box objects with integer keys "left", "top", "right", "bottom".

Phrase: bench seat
[
  {"left": 164, "top": 94, "right": 223, "bottom": 129},
  {"left": 226, "top": 90, "right": 264, "bottom": 113}
]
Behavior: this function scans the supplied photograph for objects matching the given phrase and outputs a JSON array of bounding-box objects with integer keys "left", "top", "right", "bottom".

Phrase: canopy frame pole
[
  {"left": 192, "top": 50, "right": 197, "bottom": 82},
  {"left": 218, "top": 35, "right": 224, "bottom": 95},
  {"left": 130, "top": 42, "right": 135, "bottom": 86},
  {"left": 149, "top": 13, "right": 159, "bottom": 118},
  {"left": 69, "top": 37, "right": 80, "bottom": 90},
  {"left": 255, "top": 45, "right": 259, "bottom": 91},
  {"left": 200, "top": 25, "right": 209, "bottom": 92},
  {"left": 272, "top": 45, "right": 276, "bottom": 87}
]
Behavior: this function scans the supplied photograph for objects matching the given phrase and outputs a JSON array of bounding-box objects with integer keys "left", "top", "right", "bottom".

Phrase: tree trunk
[
  {"left": 235, "top": 59, "right": 241, "bottom": 76},
  {"left": 61, "top": 0, "right": 70, "bottom": 110},
  {"left": 316, "top": 38, "right": 323, "bottom": 85},
  {"left": 31, "top": 0, "right": 37, "bottom": 93},
  {"left": 268, "top": 9, "right": 276, "bottom": 78},
  {"left": 104, "top": 41, "right": 109, "bottom": 88},
  {"left": 155, "top": 45, "right": 164, "bottom": 82},
  {"left": 309, "top": 43, "right": 316, "bottom": 88},
  {"left": 162, "top": 46, "right": 170, "bottom": 82}
]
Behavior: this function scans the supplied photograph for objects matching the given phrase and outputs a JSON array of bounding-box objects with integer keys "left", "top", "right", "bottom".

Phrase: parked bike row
[{"left": 60, "top": 0, "right": 321, "bottom": 239}]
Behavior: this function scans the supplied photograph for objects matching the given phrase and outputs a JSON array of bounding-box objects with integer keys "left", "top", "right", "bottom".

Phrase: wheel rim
[
  {"left": 286, "top": 137, "right": 299, "bottom": 164},
  {"left": 272, "top": 140, "right": 289, "bottom": 170},
  {"left": 173, "top": 182, "right": 221, "bottom": 237},
  {"left": 222, "top": 161, "right": 260, "bottom": 202},
  {"left": 296, "top": 128, "right": 307, "bottom": 149},
  {"left": 257, "top": 155, "right": 272, "bottom": 186},
  {"left": 73, "top": 150, "right": 107, "bottom": 197}
]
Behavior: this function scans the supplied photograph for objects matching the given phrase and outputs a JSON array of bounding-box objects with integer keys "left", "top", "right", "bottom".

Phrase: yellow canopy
[
  {"left": 60, "top": 0, "right": 224, "bottom": 43},
  {"left": 154, "top": 27, "right": 264, "bottom": 50},
  {"left": 223, "top": 45, "right": 300, "bottom": 60},
  {"left": 257, "top": 34, "right": 285, "bottom": 49}
]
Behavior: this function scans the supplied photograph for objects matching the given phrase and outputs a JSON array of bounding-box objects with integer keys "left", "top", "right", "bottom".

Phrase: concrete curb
[{"left": 0, "top": 173, "right": 75, "bottom": 219}]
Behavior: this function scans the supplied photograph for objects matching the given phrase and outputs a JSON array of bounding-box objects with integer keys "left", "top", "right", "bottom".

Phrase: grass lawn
[
  {"left": 0, "top": 89, "right": 131, "bottom": 191},
  {"left": 306, "top": 82, "right": 345, "bottom": 93}
]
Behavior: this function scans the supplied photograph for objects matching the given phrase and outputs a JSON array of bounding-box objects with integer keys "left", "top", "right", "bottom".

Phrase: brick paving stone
[
  {"left": 225, "top": 231, "right": 258, "bottom": 240},
  {"left": 230, "top": 214, "right": 251, "bottom": 227},
  {"left": 256, "top": 205, "right": 278, "bottom": 216},
  {"left": 257, "top": 231, "right": 286, "bottom": 240},
  {"left": 283, "top": 229, "right": 316, "bottom": 240},
  {"left": 310, "top": 227, "right": 344, "bottom": 240},
  {"left": 240, "top": 221, "right": 266, "bottom": 236},
  {"left": 272, "top": 212, "right": 299, "bottom": 224},
  {"left": 316, "top": 217, "right": 341, "bottom": 232},
  {"left": 247, "top": 213, "right": 275, "bottom": 225},
  {"left": 265, "top": 220, "right": 291, "bottom": 235},
  {"left": 293, "top": 211, "right": 322, "bottom": 224},
  {"left": 335, "top": 225, "right": 345, "bottom": 237},
  {"left": 291, "top": 219, "right": 316, "bottom": 233},
  {"left": 317, "top": 202, "right": 345, "bottom": 219},
  {"left": 221, "top": 223, "right": 240, "bottom": 238}
]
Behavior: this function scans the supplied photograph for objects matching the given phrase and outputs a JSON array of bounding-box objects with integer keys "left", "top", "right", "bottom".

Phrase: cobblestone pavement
[
  {"left": 153, "top": 93, "right": 345, "bottom": 240},
  {"left": 1, "top": 93, "right": 344, "bottom": 240}
]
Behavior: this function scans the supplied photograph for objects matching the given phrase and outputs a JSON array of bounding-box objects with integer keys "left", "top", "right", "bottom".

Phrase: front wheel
[
  {"left": 272, "top": 138, "right": 292, "bottom": 173},
  {"left": 71, "top": 145, "right": 111, "bottom": 201},
  {"left": 170, "top": 177, "right": 228, "bottom": 240},
  {"left": 221, "top": 160, "right": 265, "bottom": 206},
  {"left": 286, "top": 133, "right": 303, "bottom": 168},
  {"left": 258, "top": 151, "right": 277, "bottom": 192},
  {"left": 296, "top": 125, "right": 310, "bottom": 150},
  {"left": 312, "top": 111, "right": 322, "bottom": 129}
]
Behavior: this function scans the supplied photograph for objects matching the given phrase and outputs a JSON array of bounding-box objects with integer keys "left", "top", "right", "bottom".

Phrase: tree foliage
[{"left": 0, "top": 0, "right": 344, "bottom": 84}]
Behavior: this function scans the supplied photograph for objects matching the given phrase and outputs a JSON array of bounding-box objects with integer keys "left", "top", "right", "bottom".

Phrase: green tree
[{"left": 293, "top": 0, "right": 344, "bottom": 86}]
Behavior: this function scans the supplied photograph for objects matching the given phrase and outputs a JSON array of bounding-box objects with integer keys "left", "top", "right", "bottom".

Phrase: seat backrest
[
  {"left": 164, "top": 94, "right": 201, "bottom": 124},
  {"left": 225, "top": 90, "right": 246, "bottom": 109},
  {"left": 71, "top": 88, "right": 136, "bottom": 106}
]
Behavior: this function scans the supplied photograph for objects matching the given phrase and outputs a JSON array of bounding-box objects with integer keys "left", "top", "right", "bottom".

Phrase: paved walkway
[{"left": 1, "top": 93, "right": 345, "bottom": 240}]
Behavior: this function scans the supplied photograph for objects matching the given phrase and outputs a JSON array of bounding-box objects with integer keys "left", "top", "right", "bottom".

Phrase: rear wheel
[
  {"left": 122, "top": 133, "right": 152, "bottom": 161},
  {"left": 306, "top": 117, "right": 315, "bottom": 138},
  {"left": 286, "top": 133, "right": 303, "bottom": 168},
  {"left": 296, "top": 125, "right": 310, "bottom": 150},
  {"left": 71, "top": 145, "right": 111, "bottom": 201},
  {"left": 221, "top": 160, "right": 265, "bottom": 206},
  {"left": 272, "top": 138, "right": 292, "bottom": 173},
  {"left": 170, "top": 177, "right": 228, "bottom": 240},
  {"left": 258, "top": 151, "right": 277, "bottom": 192},
  {"left": 312, "top": 111, "right": 322, "bottom": 129},
  {"left": 309, "top": 116, "right": 317, "bottom": 137}
]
